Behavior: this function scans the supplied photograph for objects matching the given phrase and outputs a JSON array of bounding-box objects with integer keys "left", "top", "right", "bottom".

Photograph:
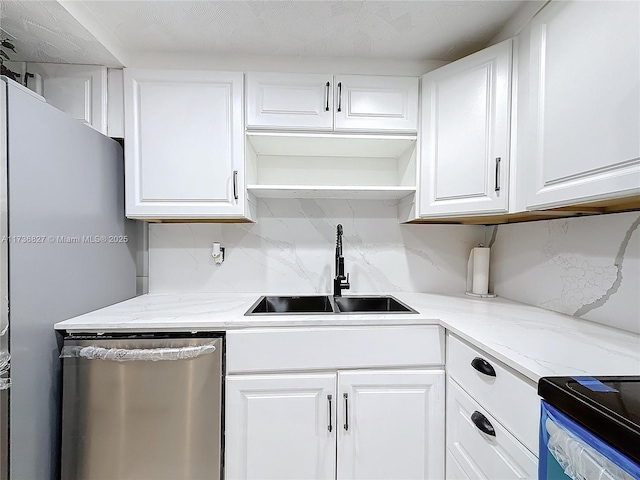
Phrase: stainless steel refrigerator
[{"left": 0, "top": 77, "right": 137, "bottom": 480}]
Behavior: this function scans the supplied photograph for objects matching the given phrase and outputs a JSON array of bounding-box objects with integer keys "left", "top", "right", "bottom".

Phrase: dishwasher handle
[{"left": 60, "top": 342, "right": 217, "bottom": 362}]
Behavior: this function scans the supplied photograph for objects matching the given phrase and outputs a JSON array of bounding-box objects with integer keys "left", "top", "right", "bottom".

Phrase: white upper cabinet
[
  {"left": 246, "top": 72, "right": 333, "bottom": 130},
  {"left": 526, "top": 1, "right": 640, "bottom": 209},
  {"left": 124, "top": 69, "right": 249, "bottom": 220},
  {"left": 246, "top": 73, "right": 418, "bottom": 133},
  {"left": 334, "top": 75, "right": 419, "bottom": 133},
  {"left": 107, "top": 69, "right": 124, "bottom": 138},
  {"left": 419, "top": 40, "right": 512, "bottom": 217},
  {"left": 25, "top": 63, "right": 107, "bottom": 134}
]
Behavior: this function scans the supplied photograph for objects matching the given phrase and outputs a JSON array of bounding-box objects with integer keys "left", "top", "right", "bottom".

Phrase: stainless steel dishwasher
[{"left": 60, "top": 334, "right": 224, "bottom": 480}]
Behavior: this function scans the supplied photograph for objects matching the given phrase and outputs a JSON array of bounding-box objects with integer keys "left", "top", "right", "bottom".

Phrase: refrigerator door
[
  {"left": 61, "top": 336, "right": 223, "bottom": 480},
  {"left": 5, "top": 78, "right": 137, "bottom": 479}
]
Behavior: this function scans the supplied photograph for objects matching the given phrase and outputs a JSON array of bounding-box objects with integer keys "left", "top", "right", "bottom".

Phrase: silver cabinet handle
[
  {"left": 325, "top": 82, "right": 330, "bottom": 112},
  {"left": 327, "top": 395, "right": 333, "bottom": 432},
  {"left": 233, "top": 170, "right": 238, "bottom": 200},
  {"left": 495, "top": 157, "right": 501, "bottom": 192},
  {"left": 337, "top": 82, "right": 342, "bottom": 112},
  {"left": 343, "top": 393, "right": 349, "bottom": 431}
]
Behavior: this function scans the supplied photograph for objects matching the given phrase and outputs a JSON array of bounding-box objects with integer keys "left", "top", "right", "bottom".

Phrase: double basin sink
[{"left": 246, "top": 295, "right": 417, "bottom": 315}]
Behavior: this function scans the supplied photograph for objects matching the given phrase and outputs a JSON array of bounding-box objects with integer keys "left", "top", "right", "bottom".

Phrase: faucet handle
[{"left": 343, "top": 273, "right": 350, "bottom": 290}]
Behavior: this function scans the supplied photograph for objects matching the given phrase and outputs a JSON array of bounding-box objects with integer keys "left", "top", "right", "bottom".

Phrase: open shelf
[
  {"left": 247, "top": 185, "right": 416, "bottom": 200},
  {"left": 246, "top": 132, "right": 417, "bottom": 200},
  {"left": 247, "top": 131, "right": 416, "bottom": 158}
]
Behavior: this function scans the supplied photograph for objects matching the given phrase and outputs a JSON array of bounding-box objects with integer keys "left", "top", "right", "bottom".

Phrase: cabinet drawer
[
  {"left": 446, "top": 335, "right": 539, "bottom": 454},
  {"left": 227, "top": 326, "right": 444, "bottom": 373},
  {"left": 334, "top": 75, "right": 419, "bottom": 132},
  {"left": 447, "top": 378, "right": 537, "bottom": 479},
  {"left": 246, "top": 72, "right": 333, "bottom": 130}
]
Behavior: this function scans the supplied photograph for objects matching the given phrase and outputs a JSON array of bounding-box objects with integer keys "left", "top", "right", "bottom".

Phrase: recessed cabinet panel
[
  {"left": 225, "top": 374, "right": 336, "bottom": 480},
  {"left": 26, "top": 63, "right": 107, "bottom": 133},
  {"left": 527, "top": 1, "right": 640, "bottom": 208},
  {"left": 446, "top": 449, "right": 471, "bottom": 480},
  {"left": 434, "top": 66, "right": 490, "bottom": 199},
  {"left": 419, "top": 40, "right": 512, "bottom": 217},
  {"left": 337, "top": 370, "right": 445, "bottom": 480},
  {"left": 246, "top": 73, "right": 333, "bottom": 130},
  {"left": 335, "top": 75, "right": 419, "bottom": 132},
  {"left": 138, "top": 82, "right": 231, "bottom": 201},
  {"left": 124, "top": 69, "right": 246, "bottom": 219}
]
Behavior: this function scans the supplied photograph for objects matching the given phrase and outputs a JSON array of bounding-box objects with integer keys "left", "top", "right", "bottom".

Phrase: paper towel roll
[{"left": 466, "top": 247, "right": 490, "bottom": 295}]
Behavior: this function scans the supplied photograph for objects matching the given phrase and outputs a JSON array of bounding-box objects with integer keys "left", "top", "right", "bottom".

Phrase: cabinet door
[
  {"left": 446, "top": 378, "right": 537, "bottom": 480},
  {"left": 526, "top": 1, "right": 640, "bottom": 209},
  {"left": 337, "top": 370, "right": 445, "bottom": 480},
  {"left": 419, "top": 40, "right": 512, "bottom": 217},
  {"left": 124, "top": 69, "right": 245, "bottom": 219},
  {"left": 25, "top": 63, "right": 107, "bottom": 133},
  {"left": 334, "top": 75, "right": 419, "bottom": 132},
  {"left": 225, "top": 373, "right": 336, "bottom": 480},
  {"left": 246, "top": 72, "right": 333, "bottom": 130}
]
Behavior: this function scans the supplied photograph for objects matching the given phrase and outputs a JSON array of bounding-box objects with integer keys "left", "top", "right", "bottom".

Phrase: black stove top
[{"left": 538, "top": 376, "right": 640, "bottom": 464}]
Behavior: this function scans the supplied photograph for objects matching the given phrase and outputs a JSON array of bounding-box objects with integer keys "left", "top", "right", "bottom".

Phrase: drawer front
[
  {"left": 446, "top": 449, "right": 470, "bottom": 480},
  {"left": 334, "top": 75, "right": 419, "bottom": 132},
  {"left": 447, "top": 377, "right": 538, "bottom": 479},
  {"left": 227, "top": 326, "right": 444, "bottom": 373},
  {"left": 447, "top": 334, "right": 539, "bottom": 454},
  {"left": 246, "top": 72, "right": 333, "bottom": 130}
]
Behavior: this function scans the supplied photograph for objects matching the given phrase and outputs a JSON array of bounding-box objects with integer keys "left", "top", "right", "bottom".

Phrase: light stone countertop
[{"left": 54, "top": 292, "right": 640, "bottom": 383}]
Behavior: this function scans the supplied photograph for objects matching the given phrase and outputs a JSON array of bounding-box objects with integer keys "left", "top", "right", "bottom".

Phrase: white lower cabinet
[
  {"left": 225, "top": 369, "right": 445, "bottom": 480},
  {"left": 446, "top": 378, "right": 537, "bottom": 479},
  {"left": 445, "top": 334, "right": 538, "bottom": 479},
  {"left": 225, "top": 373, "right": 336, "bottom": 480},
  {"left": 446, "top": 335, "right": 539, "bottom": 453},
  {"left": 337, "top": 370, "right": 445, "bottom": 480}
]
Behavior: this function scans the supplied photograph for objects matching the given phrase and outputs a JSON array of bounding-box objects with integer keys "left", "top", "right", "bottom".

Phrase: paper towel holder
[{"left": 465, "top": 243, "right": 497, "bottom": 298}]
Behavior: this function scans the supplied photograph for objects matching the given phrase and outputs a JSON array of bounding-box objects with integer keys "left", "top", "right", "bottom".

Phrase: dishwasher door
[{"left": 60, "top": 335, "right": 223, "bottom": 480}]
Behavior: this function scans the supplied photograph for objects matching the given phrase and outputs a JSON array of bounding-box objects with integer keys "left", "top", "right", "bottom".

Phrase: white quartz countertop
[{"left": 54, "top": 292, "right": 640, "bottom": 383}]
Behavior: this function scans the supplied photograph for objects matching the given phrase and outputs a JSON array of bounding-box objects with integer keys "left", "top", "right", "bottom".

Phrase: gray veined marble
[
  {"left": 54, "top": 291, "right": 640, "bottom": 383},
  {"left": 490, "top": 211, "right": 640, "bottom": 334},
  {"left": 574, "top": 215, "right": 640, "bottom": 317},
  {"left": 149, "top": 199, "right": 485, "bottom": 296}
]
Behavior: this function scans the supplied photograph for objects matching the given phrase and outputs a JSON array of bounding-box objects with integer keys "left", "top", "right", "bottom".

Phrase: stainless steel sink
[
  {"left": 246, "top": 295, "right": 334, "bottom": 315},
  {"left": 245, "top": 295, "right": 417, "bottom": 315},
  {"left": 333, "top": 295, "right": 416, "bottom": 313}
]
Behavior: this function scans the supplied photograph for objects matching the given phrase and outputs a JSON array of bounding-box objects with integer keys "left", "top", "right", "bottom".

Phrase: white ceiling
[
  {"left": 0, "top": 0, "right": 533, "bottom": 67},
  {"left": 0, "top": 0, "right": 120, "bottom": 65}
]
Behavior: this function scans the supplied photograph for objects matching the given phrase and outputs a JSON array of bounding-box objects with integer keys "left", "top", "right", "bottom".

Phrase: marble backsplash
[
  {"left": 148, "top": 199, "right": 639, "bottom": 334},
  {"left": 149, "top": 199, "right": 485, "bottom": 295},
  {"left": 488, "top": 211, "right": 640, "bottom": 334}
]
